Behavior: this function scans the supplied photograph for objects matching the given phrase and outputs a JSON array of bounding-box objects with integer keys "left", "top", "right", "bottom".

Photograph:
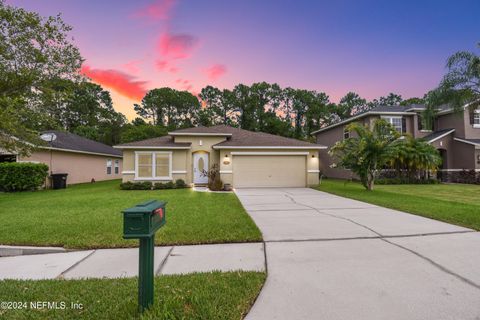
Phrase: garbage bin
[{"left": 50, "top": 173, "right": 68, "bottom": 189}]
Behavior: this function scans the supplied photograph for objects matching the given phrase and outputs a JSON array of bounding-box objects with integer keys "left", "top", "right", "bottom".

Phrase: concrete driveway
[{"left": 236, "top": 188, "right": 480, "bottom": 320}]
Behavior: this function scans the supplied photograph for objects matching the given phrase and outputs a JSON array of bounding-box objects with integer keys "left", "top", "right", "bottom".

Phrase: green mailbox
[{"left": 122, "top": 200, "right": 167, "bottom": 312}]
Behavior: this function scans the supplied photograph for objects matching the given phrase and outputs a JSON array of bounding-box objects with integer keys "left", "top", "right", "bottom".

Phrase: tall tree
[
  {"left": 0, "top": 0, "right": 83, "bottom": 155},
  {"left": 134, "top": 88, "right": 201, "bottom": 129},
  {"left": 199, "top": 86, "right": 236, "bottom": 126},
  {"left": 426, "top": 43, "right": 480, "bottom": 127},
  {"left": 337, "top": 92, "right": 367, "bottom": 118}
]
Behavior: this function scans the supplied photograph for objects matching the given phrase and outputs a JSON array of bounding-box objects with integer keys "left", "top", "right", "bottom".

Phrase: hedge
[
  {"left": 0, "top": 162, "right": 49, "bottom": 192},
  {"left": 120, "top": 179, "right": 189, "bottom": 190}
]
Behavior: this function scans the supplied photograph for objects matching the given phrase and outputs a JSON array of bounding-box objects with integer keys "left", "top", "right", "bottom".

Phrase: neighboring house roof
[
  {"left": 40, "top": 130, "right": 122, "bottom": 157},
  {"left": 114, "top": 135, "right": 192, "bottom": 149},
  {"left": 454, "top": 137, "right": 480, "bottom": 147},
  {"left": 115, "top": 125, "right": 326, "bottom": 149},
  {"left": 422, "top": 128, "right": 455, "bottom": 143},
  {"left": 311, "top": 103, "right": 454, "bottom": 135}
]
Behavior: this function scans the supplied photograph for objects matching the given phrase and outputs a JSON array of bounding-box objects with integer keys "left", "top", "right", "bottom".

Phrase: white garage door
[{"left": 233, "top": 155, "right": 306, "bottom": 188}]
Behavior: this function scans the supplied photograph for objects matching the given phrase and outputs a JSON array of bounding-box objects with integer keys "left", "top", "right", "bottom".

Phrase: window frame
[
  {"left": 114, "top": 159, "right": 120, "bottom": 174},
  {"left": 381, "top": 116, "right": 403, "bottom": 132},
  {"left": 106, "top": 159, "right": 112, "bottom": 175},
  {"left": 474, "top": 110, "right": 480, "bottom": 128},
  {"left": 134, "top": 151, "right": 172, "bottom": 181}
]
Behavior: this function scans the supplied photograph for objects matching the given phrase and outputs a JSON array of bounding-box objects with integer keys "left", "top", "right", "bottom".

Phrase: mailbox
[
  {"left": 121, "top": 199, "right": 167, "bottom": 312},
  {"left": 122, "top": 200, "right": 166, "bottom": 239}
]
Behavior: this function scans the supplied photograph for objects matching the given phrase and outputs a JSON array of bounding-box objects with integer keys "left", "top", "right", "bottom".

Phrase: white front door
[{"left": 193, "top": 153, "right": 209, "bottom": 184}]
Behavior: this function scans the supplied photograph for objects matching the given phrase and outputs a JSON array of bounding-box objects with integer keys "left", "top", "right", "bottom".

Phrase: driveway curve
[{"left": 236, "top": 188, "right": 480, "bottom": 320}]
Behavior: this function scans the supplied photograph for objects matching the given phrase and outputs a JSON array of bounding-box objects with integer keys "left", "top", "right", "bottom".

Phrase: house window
[
  {"left": 106, "top": 159, "right": 112, "bottom": 175},
  {"left": 343, "top": 127, "right": 350, "bottom": 139},
  {"left": 114, "top": 160, "right": 119, "bottom": 174},
  {"left": 135, "top": 152, "right": 172, "bottom": 180},
  {"left": 474, "top": 110, "right": 480, "bottom": 128},
  {"left": 381, "top": 116, "right": 403, "bottom": 132}
]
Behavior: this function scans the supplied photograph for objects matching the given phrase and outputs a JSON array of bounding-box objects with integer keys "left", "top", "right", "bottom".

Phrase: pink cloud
[
  {"left": 122, "top": 60, "right": 142, "bottom": 74},
  {"left": 133, "top": 0, "right": 176, "bottom": 20},
  {"left": 81, "top": 65, "right": 147, "bottom": 101},
  {"left": 156, "top": 59, "right": 180, "bottom": 73},
  {"left": 158, "top": 32, "right": 198, "bottom": 60},
  {"left": 203, "top": 64, "right": 227, "bottom": 81}
]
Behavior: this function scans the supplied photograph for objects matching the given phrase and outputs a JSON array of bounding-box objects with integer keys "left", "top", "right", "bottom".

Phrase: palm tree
[
  {"left": 390, "top": 136, "right": 442, "bottom": 180},
  {"left": 330, "top": 119, "right": 400, "bottom": 191},
  {"left": 425, "top": 43, "right": 480, "bottom": 127}
]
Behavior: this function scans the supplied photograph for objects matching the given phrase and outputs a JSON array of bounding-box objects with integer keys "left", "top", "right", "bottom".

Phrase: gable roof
[
  {"left": 454, "top": 137, "right": 480, "bottom": 147},
  {"left": 209, "top": 126, "right": 325, "bottom": 149},
  {"left": 422, "top": 128, "right": 455, "bottom": 143},
  {"left": 168, "top": 126, "right": 233, "bottom": 136},
  {"left": 115, "top": 125, "right": 326, "bottom": 149},
  {"left": 311, "top": 103, "right": 454, "bottom": 135},
  {"left": 114, "top": 135, "right": 191, "bottom": 149},
  {"left": 40, "top": 131, "right": 122, "bottom": 157}
]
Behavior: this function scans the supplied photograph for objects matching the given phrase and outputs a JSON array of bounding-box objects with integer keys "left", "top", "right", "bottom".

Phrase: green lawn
[
  {"left": 0, "top": 180, "right": 262, "bottom": 249},
  {"left": 315, "top": 179, "right": 480, "bottom": 230},
  {"left": 0, "top": 271, "right": 266, "bottom": 320}
]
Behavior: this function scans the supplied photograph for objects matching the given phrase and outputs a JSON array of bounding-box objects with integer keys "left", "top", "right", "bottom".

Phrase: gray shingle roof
[
  {"left": 456, "top": 138, "right": 480, "bottom": 146},
  {"left": 115, "top": 135, "right": 191, "bottom": 148},
  {"left": 116, "top": 125, "right": 324, "bottom": 148},
  {"left": 169, "top": 125, "right": 234, "bottom": 135},
  {"left": 208, "top": 126, "right": 323, "bottom": 148},
  {"left": 422, "top": 128, "right": 455, "bottom": 142},
  {"left": 41, "top": 130, "right": 122, "bottom": 156}
]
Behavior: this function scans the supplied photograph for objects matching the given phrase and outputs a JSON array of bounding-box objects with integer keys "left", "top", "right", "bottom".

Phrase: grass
[
  {"left": 0, "top": 180, "right": 262, "bottom": 249},
  {"left": 315, "top": 179, "right": 480, "bottom": 230},
  {"left": 0, "top": 271, "right": 266, "bottom": 320}
]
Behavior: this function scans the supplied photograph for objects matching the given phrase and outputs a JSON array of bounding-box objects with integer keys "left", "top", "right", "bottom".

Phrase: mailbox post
[{"left": 122, "top": 200, "right": 166, "bottom": 312}]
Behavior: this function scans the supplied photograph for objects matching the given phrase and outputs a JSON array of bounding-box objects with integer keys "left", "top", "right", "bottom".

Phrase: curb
[{"left": 0, "top": 245, "right": 66, "bottom": 257}]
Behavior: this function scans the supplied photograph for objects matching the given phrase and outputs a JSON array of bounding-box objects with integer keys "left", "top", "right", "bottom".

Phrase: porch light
[{"left": 223, "top": 154, "right": 230, "bottom": 165}]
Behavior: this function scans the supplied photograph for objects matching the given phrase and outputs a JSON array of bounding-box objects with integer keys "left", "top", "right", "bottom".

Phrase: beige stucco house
[
  {"left": 115, "top": 125, "right": 326, "bottom": 188},
  {"left": 0, "top": 130, "right": 123, "bottom": 185}
]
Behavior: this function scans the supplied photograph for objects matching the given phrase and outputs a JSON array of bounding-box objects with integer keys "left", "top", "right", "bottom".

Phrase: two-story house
[{"left": 313, "top": 104, "right": 480, "bottom": 179}]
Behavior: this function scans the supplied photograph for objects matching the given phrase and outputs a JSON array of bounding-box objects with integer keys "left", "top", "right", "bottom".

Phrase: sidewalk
[{"left": 0, "top": 242, "right": 265, "bottom": 280}]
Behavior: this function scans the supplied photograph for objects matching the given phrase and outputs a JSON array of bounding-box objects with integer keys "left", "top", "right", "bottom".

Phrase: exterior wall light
[{"left": 223, "top": 154, "right": 230, "bottom": 165}]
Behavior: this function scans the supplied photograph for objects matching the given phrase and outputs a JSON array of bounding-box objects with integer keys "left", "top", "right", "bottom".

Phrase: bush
[
  {"left": 119, "top": 181, "right": 152, "bottom": 190},
  {"left": 0, "top": 162, "right": 49, "bottom": 192},
  {"left": 375, "top": 177, "right": 439, "bottom": 185},
  {"left": 164, "top": 181, "right": 176, "bottom": 189},
  {"left": 153, "top": 182, "right": 167, "bottom": 190},
  {"left": 175, "top": 179, "right": 187, "bottom": 188}
]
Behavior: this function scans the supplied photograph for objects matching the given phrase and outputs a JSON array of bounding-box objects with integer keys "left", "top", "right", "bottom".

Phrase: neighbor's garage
[{"left": 232, "top": 155, "right": 306, "bottom": 188}]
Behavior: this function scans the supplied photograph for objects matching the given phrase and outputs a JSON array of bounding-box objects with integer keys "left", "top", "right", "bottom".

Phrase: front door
[{"left": 193, "top": 153, "right": 209, "bottom": 184}]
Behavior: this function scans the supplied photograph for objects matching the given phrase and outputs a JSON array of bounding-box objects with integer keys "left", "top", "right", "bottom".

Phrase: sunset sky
[{"left": 7, "top": 0, "right": 480, "bottom": 120}]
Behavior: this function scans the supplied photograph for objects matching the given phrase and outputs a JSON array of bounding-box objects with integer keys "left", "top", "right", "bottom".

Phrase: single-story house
[
  {"left": 0, "top": 130, "right": 123, "bottom": 185},
  {"left": 114, "top": 125, "right": 326, "bottom": 188}
]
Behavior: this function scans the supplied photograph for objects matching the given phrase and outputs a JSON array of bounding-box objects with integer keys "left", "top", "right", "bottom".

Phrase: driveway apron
[{"left": 235, "top": 188, "right": 480, "bottom": 320}]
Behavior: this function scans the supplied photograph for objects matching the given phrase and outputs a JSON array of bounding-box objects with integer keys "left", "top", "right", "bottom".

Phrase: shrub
[
  {"left": 119, "top": 181, "right": 152, "bottom": 190},
  {"left": 153, "top": 182, "right": 166, "bottom": 190},
  {"left": 175, "top": 179, "right": 187, "bottom": 188},
  {"left": 164, "top": 181, "right": 176, "bottom": 189},
  {"left": 0, "top": 162, "right": 49, "bottom": 192},
  {"left": 375, "top": 177, "right": 439, "bottom": 185}
]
